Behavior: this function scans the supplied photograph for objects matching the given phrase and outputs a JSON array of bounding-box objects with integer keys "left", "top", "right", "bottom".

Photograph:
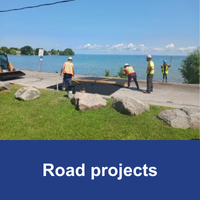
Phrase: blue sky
[{"left": 0, "top": 0, "right": 199, "bottom": 55}]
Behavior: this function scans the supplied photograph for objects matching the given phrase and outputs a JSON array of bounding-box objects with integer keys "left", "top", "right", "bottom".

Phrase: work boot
[{"left": 143, "top": 90, "right": 150, "bottom": 94}]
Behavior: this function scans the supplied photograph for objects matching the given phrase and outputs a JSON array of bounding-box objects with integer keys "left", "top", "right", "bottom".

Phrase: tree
[
  {"left": 10, "top": 47, "right": 19, "bottom": 51},
  {"left": 44, "top": 50, "right": 48, "bottom": 55},
  {"left": 50, "top": 49, "right": 58, "bottom": 55},
  {"left": 58, "top": 51, "right": 64, "bottom": 55},
  {"left": 179, "top": 48, "right": 200, "bottom": 84},
  {"left": 35, "top": 48, "right": 40, "bottom": 55},
  {"left": 20, "top": 46, "right": 34, "bottom": 55},
  {"left": 9, "top": 49, "right": 17, "bottom": 55},
  {"left": 9, "top": 47, "right": 19, "bottom": 55},
  {"left": 0, "top": 46, "right": 9, "bottom": 53},
  {"left": 63, "top": 48, "right": 75, "bottom": 56}
]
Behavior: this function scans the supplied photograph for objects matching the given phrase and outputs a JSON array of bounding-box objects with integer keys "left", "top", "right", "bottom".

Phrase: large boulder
[
  {"left": 0, "top": 82, "right": 12, "bottom": 91},
  {"left": 15, "top": 86, "right": 41, "bottom": 101},
  {"left": 157, "top": 107, "right": 200, "bottom": 129},
  {"left": 72, "top": 92, "right": 107, "bottom": 111},
  {"left": 112, "top": 97, "right": 149, "bottom": 116}
]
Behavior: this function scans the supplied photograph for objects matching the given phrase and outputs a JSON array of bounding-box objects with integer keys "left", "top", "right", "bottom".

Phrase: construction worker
[
  {"left": 143, "top": 55, "right": 155, "bottom": 94},
  {"left": 161, "top": 60, "right": 170, "bottom": 83},
  {"left": 60, "top": 56, "right": 74, "bottom": 91},
  {"left": 122, "top": 63, "right": 140, "bottom": 89}
]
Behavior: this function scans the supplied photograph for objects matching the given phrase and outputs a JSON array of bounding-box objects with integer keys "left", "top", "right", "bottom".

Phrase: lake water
[{"left": 8, "top": 54, "right": 186, "bottom": 83}]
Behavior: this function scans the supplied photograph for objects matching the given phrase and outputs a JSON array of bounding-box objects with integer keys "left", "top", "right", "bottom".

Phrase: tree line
[{"left": 0, "top": 45, "right": 75, "bottom": 56}]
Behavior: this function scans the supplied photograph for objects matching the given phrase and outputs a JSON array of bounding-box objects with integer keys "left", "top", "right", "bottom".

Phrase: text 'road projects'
[{"left": 43, "top": 163, "right": 157, "bottom": 180}]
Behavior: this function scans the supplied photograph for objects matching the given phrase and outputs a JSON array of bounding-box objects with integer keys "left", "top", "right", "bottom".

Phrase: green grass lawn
[{"left": 0, "top": 85, "right": 199, "bottom": 140}]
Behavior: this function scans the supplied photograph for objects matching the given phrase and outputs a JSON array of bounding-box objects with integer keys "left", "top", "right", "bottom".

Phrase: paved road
[{"left": 3, "top": 70, "right": 199, "bottom": 108}]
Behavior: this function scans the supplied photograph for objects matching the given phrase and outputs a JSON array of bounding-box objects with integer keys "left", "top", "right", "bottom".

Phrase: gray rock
[
  {"left": 0, "top": 82, "right": 12, "bottom": 91},
  {"left": 157, "top": 107, "right": 200, "bottom": 129},
  {"left": 112, "top": 97, "right": 149, "bottom": 116},
  {"left": 15, "top": 86, "right": 41, "bottom": 101},
  {"left": 72, "top": 92, "right": 107, "bottom": 111}
]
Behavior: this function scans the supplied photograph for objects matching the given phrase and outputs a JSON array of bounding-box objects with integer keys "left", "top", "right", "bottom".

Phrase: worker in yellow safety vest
[
  {"left": 60, "top": 57, "right": 75, "bottom": 91},
  {"left": 161, "top": 60, "right": 171, "bottom": 83},
  {"left": 122, "top": 63, "right": 140, "bottom": 89},
  {"left": 144, "top": 55, "right": 155, "bottom": 94}
]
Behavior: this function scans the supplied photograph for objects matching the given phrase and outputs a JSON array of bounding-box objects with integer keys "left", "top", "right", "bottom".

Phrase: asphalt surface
[{"left": 3, "top": 70, "right": 200, "bottom": 108}]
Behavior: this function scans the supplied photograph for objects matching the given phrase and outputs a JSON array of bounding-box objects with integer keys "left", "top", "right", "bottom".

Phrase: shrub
[
  {"left": 117, "top": 67, "right": 127, "bottom": 78},
  {"left": 105, "top": 70, "right": 110, "bottom": 77},
  {"left": 179, "top": 48, "right": 200, "bottom": 84},
  {"left": 117, "top": 67, "right": 124, "bottom": 77}
]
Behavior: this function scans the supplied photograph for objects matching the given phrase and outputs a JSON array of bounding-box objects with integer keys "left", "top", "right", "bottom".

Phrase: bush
[
  {"left": 117, "top": 67, "right": 124, "bottom": 77},
  {"left": 117, "top": 67, "right": 127, "bottom": 78},
  {"left": 105, "top": 70, "right": 110, "bottom": 77},
  {"left": 179, "top": 48, "right": 200, "bottom": 84},
  {"left": 0, "top": 46, "right": 9, "bottom": 54}
]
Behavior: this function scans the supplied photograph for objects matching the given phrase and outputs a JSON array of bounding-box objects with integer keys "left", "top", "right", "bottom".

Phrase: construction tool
[
  {"left": 55, "top": 71, "right": 59, "bottom": 91},
  {"left": 72, "top": 78, "right": 86, "bottom": 93},
  {"left": 72, "top": 77, "right": 126, "bottom": 87},
  {"left": 91, "top": 77, "right": 116, "bottom": 86}
]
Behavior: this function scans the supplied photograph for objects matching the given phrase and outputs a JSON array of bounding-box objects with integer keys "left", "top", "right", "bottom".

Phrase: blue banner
[{"left": 0, "top": 141, "right": 199, "bottom": 200}]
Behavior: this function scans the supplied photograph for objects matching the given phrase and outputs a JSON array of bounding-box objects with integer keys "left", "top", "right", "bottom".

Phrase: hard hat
[
  {"left": 163, "top": 60, "right": 167, "bottom": 63},
  {"left": 124, "top": 63, "right": 129, "bottom": 66},
  {"left": 147, "top": 55, "right": 152, "bottom": 59},
  {"left": 68, "top": 56, "right": 73, "bottom": 60}
]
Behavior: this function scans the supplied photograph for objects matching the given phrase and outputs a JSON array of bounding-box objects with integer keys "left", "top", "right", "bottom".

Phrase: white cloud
[
  {"left": 76, "top": 43, "right": 196, "bottom": 55},
  {"left": 177, "top": 46, "right": 196, "bottom": 52},
  {"left": 153, "top": 47, "right": 164, "bottom": 51},
  {"left": 110, "top": 43, "right": 126, "bottom": 50},
  {"left": 127, "top": 43, "right": 136, "bottom": 50},
  {"left": 77, "top": 43, "right": 103, "bottom": 50},
  {"left": 135, "top": 44, "right": 148, "bottom": 51},
  {"left": 165, "top": 43, "right": 175, "bottom": 49},
  {"left": 83, "top": 43, "right": 91, "bottom": 48},
  {"left": 109, "top": 43, "right": 136, "bottom": 51}
]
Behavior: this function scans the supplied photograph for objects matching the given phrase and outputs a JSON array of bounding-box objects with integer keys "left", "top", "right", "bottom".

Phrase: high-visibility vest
[
  {"left": 161, "top": 64, "right": 169, "bottom": 74},
  {"left": 146, "top": 60, "right": 155, "bottom": 75},
  {"left": 63, "top": 62, "right": 74, "bottom": 75},
  {"left": 125, "top": 66, "right": 135, "bottom": 75}
]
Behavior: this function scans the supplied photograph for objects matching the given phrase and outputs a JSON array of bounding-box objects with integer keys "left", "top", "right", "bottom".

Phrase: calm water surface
[{"left": 9, "top": 54, "right": 186, "bottom": 83}]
